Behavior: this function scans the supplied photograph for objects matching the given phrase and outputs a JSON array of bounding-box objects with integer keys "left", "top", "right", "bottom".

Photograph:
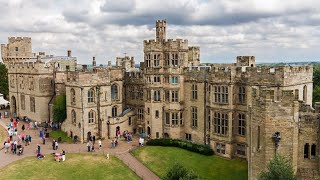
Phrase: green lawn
[
  {"left": 132, "top": 146, "right": 248, "bottom": 180},
  {"left": 50, "top": 130, "right": 73, "bottom": 143},
  {"left": 0, "top": 154, "right": 139, "bottom": 180}
]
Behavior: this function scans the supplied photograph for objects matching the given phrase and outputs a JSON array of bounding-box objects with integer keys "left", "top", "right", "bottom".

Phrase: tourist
[
  {"left": 52, "top": 140, "right": 55, "bottom": 150},
  {"left": 42, "top": 136, "right": 46, "bottom": 145},
  {"left": 93, "top": 135, "right": 96, "bottom": 145},
  {"left": 17, "top": 144, "right": 23, "bottom": 156},
  {"left": 39, "top": 129, "right": 43, "bottom": 137},
  {"left": 91, "top": 144, "right": 95, "bottom": 152},
  {"left": 117, "top": 130, "right": 121, "bottom": 139},
  {"left": 37, "top": 153, "right": 45, "bottom": 159},
  {"left": 61, "top": 150, "right": 66, "bottom": 161},
  {"left": 4, "top": 141, "right": 10, "bottom": 153},
  {"left": 87, "top": 142, "right": 90, "bottom": 152},
  {"left": 21, "top": 124, "right": 25, "bottom": 131},
  {"left": 37, "top": 144, "right": 41, "bottom": 154},
  {"left": 13, "top": 140, "right": 17, "bottom": 154},
  {"left": 111, "top": 139, "right": 115, "bottom": 148},
  {"left": 98, "top": 139, "right": 102, "bottom": 150},
  {"left": 55, "top": 141, "right": 59, "bottom": 150},
  {"left": 139, "top": 137, "right": 144, "bottom": 147},
  {"left": 73, "top": 135, "right": 78, "bottom": 144},
  {"left": 28, "top": 135, "right": 32, "bottom": 144}
]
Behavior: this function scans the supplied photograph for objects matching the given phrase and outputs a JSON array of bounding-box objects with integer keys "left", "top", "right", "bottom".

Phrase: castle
[{"left": 1, "top": 20, "right": 319, "bottom": 179}]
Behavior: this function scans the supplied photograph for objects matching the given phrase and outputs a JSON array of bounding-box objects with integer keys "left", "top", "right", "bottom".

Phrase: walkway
[{"left": 0, "top": 110, "right": 160, "bottom": 180}]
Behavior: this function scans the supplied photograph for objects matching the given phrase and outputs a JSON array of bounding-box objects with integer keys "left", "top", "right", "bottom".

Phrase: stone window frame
[
  {"left": 214, "top": 112, "right": 228, "bottom": 136},
  {"left": 88, "top": 110, "right": 95, "bottom": 124},
  {"left": 238, "top": 113, "right": 246, "bottom": 136},
  {"left": 129, "top": 86, "right": 135, "bottom": 99},
  {"left": 87, "top": 88, "right": 95, "bottom": 103},
  {"left": 20, "top": 94, "right": 25, "bottom": 110},
  {"left": 303, "top": 85, "right": 307, "bottom": 102},
  {"left": 237, "top": 144, "right": 246, "bottom": 156},
  {"left": 171, "top": 112, "right": 178, "bottom": 125},
  {"left": 180, "top": 112, "right": 183, "bottom": 125},
  {"left": 128, "top": 117, "right": 132, "bottom": 126},
  {"left": 304, "top": 143, "right": 317, "bottom": 160},
  {"left": 191, "top": 84, "right": 198, "bottom": 100},
  {"left": 153, "top": 76, "right": 161, "bottom": 83},
  {"left": 294, "top": 89, "right": 299, "bottom": 100},
  {"left": 214, "top": 85, "right": 229, "bottom": 104},
  {"left": 70, "top": 88, "right": 76, "bottom": 105},
  {"left": 191, "top": 107, "right": 198, "bottom": 127},
  {"left": 155, "top": 110, "right": 159, "bottom": 118},
  {"left": 30, "top": 96, "right": 35, "bottom": 113},
  {"left": 171, "top": 76, "right": 179, "bottom": 84},
  {"left": 145, "top": 53, "right": 151, "bottom": 67},
  {"left": 185, "top": 133, "right": 192, "bottom": 141},
  {"left": 153, "top": 90, "right": 161, "bottom": 102},
  {"left": 216, "top": 143, "right": 226, "bottom": 154},
  {"left": 171, "top": 53, "right": 179, "bottom": 67},
  {"left": 165, "top": 90, "right": 170, "bottom": 102},
  {"left": 171, "top": 90, "right": 179, "bottom": 102},
  {"left": 165, "top": 112, "right": 170, "bottom": 125},
  {"left": 238, "top": 86, "right": 246, "bottom": 104},
  {"left": 153, "top": 54, "right": 160, "bottom": 67},
  {"left": 71, "top": 109, "right": 76, "bottom": 124},
  {"left": 137, "top": 87, "right": 143, "bottom": 100},
  {"left": 111, "top": 84, "right": 119, "bottom": 101},
  {"left": 137, "top": 108, "right": 144, "bottom": 121},
  {"left": 112, "top": 106, "right": 118, "bottom": 117}
]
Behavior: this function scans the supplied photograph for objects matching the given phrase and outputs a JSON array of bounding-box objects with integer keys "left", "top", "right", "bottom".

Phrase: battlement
[
  {"left": 8, "top": 37, "right": 31, "bottom": 43},
  {"left": 156, "top": 20, "right": 166, "bottom": 26},
  {"left": 144, "top": 38, "right": 189, "bottom": 50}
]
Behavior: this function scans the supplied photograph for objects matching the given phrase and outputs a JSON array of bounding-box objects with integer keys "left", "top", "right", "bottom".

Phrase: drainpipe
[
  {"left": 81, "top": 86, "right": 84, "bottom": 143},
  {"left": 48, "top": 69, "right": 56, "bottom": 122},
  {"left": 203, "top": 70, "right": 207, "bottom": 145}
]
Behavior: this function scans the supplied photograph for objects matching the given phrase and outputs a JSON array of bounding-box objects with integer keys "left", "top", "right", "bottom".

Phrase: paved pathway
[{"left": 0, "top": 110, "right": 160, "bottom": 180}]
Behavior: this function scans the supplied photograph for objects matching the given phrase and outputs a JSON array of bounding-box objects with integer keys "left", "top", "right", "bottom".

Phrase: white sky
[{"left": 0, "top": 0, "right": 319, "bottom": 64}]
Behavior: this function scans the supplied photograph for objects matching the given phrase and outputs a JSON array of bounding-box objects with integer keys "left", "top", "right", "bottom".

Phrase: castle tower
[
  {"left": 1, "top": 37, "right": 33, "bottom": 64},
  {"left": 156, "top": 20, "right": 166, "bottom": 42}
]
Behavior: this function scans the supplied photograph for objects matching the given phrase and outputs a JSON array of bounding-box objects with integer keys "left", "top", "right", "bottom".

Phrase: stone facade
[{"left": 1, "top": 20, "right": 319, "bottom": 179}]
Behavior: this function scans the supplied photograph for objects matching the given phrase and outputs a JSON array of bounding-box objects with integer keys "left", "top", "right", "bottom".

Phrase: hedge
[{"left": 146, "top": 139, "right": 214, "bottom": 156}]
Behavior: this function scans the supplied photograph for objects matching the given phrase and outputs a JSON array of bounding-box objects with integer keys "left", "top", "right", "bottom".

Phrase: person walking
[
  {"left": 37, "top": 144, "right": 41, "bottom": 154},
  {"left": 52, "top": 140, "right": 55, "bottom": 150},
  {"left": 98, "top": 139, "right": 102, "bottom": 150},
  {"left": 21, "top": 124, "right": 25, "bottom": 131},
  {"left": 87, "top": 142, "right": 90, "bottom": 152},
  {"left": 55, "top": 141, "right": 59, "bottom": 150},
  {"left": 42, "top": 136, "right": 46, "bottom": 145}
]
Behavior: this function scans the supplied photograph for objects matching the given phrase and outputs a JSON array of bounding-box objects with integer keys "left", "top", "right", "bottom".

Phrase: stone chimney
[
  {"left": 67, "top": 50, "right": 71, "bottom": 57},
  {"left": 92, "top": 56, "right": 96, "bottom": 67}
]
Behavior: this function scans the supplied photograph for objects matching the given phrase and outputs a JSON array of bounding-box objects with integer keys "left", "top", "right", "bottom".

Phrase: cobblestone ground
[{"left": 0, "top": 109, "right": 160, "bottom": 180}]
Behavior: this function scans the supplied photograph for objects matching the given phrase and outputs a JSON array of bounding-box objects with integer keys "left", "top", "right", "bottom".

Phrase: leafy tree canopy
[
  {"left": 0, "top": 63, "right": 9, "bottom": 99},
  {"left": 53, "top": 95, "right": 66, "bottom": 123},
  {"left": 258, "top": 155, "right": 297, "bottom": 180}
]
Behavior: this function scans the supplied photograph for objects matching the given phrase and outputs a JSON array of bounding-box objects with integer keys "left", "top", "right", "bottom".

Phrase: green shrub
[
  {"left": 146, "top": 139, "right": 213, "bottom": 156},
  {"left": 164, "top": 162, "right": 198, "bottom": 180}
]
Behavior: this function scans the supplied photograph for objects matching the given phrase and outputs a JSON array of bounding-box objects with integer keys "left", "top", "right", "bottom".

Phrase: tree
[
  {"left": 53, "top": 95, "right": 67, "bottom": 123},
  {"left": 164, "top": 162, "right": 198, "bottom": 180},
  {"left": 0, "top": 63, "right": 9, "bottom": 99},
  {"left": 313, "top": 65, "right": 320, "bottom": 104},
  {"left": 258, "top": 155, "right": 297, "bottom": 180}
]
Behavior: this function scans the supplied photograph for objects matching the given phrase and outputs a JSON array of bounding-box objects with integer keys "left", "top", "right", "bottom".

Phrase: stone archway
[
  {"left": 147, "top": 126, "right": 151, "bottom": 135},
  {"left": 11, "top": 96, "right": 17, "bottom": 116}
]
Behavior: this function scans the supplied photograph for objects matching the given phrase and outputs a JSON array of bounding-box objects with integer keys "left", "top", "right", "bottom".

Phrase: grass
[
  {"left": 0, "top": 153, "right": 139, "bottom": 180},
  {"left": 49, "top": 130, "right": 73, "bottom": 143},
  {"left": 132, "top": 146, "right": 248, "bottom": 180}
]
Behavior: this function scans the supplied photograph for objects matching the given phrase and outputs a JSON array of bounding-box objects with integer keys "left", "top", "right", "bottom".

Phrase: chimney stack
[
  {"left": 92, "top": 56, "right": 96, "bottom": 67},
  {"left": 67, "top": 50, "right": 71, "bottom": 57}
]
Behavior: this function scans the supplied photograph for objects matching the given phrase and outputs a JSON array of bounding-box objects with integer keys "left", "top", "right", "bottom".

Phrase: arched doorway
[
  {"left": 11, "top": 96, "right": 16, "bottom": 116},
  {"left": 164, "top": 133, "right": 169, "bottom": 139},
  {"left": 147, "top": 126, "right": 151, "bottom": 135},
  {"left": 87, "top": 131, "right": 91, "bottom": 142},
  {"left": 70, "top": 131, "right": 73, "bottom": 138},
  {"left": 116, "top": 126, "right": 120, "bottom": 136}
]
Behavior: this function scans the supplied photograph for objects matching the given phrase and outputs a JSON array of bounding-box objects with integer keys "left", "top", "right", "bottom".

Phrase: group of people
[
  {"left": 3, "top": 139, "right": 24, "bottom": 155},
  {"left": 123, "top": 131, "right": 133, "bottom": 143},
  {"left": 52, "top": 140, "right": 59, "bottom": 150},
  {"left": 53, "top": 150, "right": 66, "bottom": 162},
  {"left": 86, "top": 138, "right": 102, "bottom": 152}
]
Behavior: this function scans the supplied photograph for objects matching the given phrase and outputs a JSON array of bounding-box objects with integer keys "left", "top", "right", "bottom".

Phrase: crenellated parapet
[{"left": 144, "top": 39, "right": 189, "bottom": 51}]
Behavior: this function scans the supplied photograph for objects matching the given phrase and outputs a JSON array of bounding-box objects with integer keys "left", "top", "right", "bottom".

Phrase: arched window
[
  {"left": 111, "top": 84, "right": 119, "bottom": 100},
  {"left": 71, "top": 110, "right": 76, "bottom": 124},
  {"left": 71, "top": 88, "right": 76, "bottom": 105},
  {"left": 112, "top": 106, "right": 118, "bottom": 117},
  {"left": 303, "top": 85, "right": 307, "bottom": 102},
  {"left": 311, "top": 144, "right": 316, "bottom": 159},
  {"left": 88, "top": 110, "right": 95, "bottom": 123},
  {"left": 88, "top": 88, "right": 95, "bottom": 103},
  {"left": 304, "top": 143, "right": 310, "bottom": 159}
]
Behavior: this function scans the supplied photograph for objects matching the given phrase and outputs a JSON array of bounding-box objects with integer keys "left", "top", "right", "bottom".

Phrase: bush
[
  {"left": 164, "top": 162, "right": 198, "bottom": 180},
  {"left": 146, "top": 139, "right": 213, "bottom": 156}
]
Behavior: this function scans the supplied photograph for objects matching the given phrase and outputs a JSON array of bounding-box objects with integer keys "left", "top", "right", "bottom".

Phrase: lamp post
[
  {"left": 272, "top": 132, "right": 281, "bottom": 156},
  {"left": 107, "top": 120, "right": 110, "bottom": 139}
]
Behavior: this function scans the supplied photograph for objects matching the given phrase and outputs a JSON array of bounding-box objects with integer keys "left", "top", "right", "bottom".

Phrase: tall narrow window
[
  {"left": 238, "top": 113, "right": 246, "bottom": 136},
  {"left": 20, "top": 95, "right": 25, "bottom": 110},
  {"left": 303, "top": 85, "right": 307, "bottom": 101},
  {"left": 171, "top": 76, "right": 179, "bottom": 84},
  {"left": 137, "top": 108, "right": 144, "bottom": 121},
  {"left": 30, "top": 97, "right": 35, "bottom": 112},
  {"left": 172, "top": 112, "right": 178, "bottom": 125},
  {"left": 111, "top": 84, "right": 119, "bottom": 100},
  {"left": 311, "top": 144, "right": 316, "bottom": 159},
  {"left": 165, "top": 90, "right": 170, "bottom": 102},
  {"left": 145, "top": 54, "right": 151, "bottom": 67},
  {"left": 128, "top": 117, "right": 132, "bottom": 126},
  {"left": 191, "top": 107, "right": 198, "bottom": 127},
  {"left": 257, "top": 126, "right": 260, "bottom": 150},
  {"left": 192, "top": 84, "right": 198, "bottom": 100},
  {"left": 71, "top": 110, "right": 76, "bottom": 124},
  {"left": 88, "top": 110, "right": 95, "bottom": 123},
  {"left": 208, "top": 110, "right": 211, "bottom": 130},
  {"left": 154, "top": 54, "right": 160, "bottom": 67},
  {"left": 239, "top": 86, "right": 246, "bottom": 104},
  {"left": 112, "top": 106, "right": 118, "bottom": 117},
  {"left": 214, "top": 112, "right": 228, "bottom": 135},
  {"left": 165, "top": 112, "right": 170, "bottom": 125},
  {"left": 154, "top": 90, "right": 161, "bottom": 102},
  {"left": 88, "top": 88, "right": 94, "bottom": 103},
  {"left": 294, "top": 89, "right": 299, "bottom": 100},
  {"left": 171, "top": 91, "right": 179, "bottom": 102},
  {"left": 304, "top": 143, "right": 310, "bottom": 159},
  {"left": 155, "top": 110, "right": 159, "bottom": 118},
  {"left": 71, "top": 88, "right": 76, "bottom": 105},
  {"left": 214, "top": 86, "right": 229, "bottom": 103},
  {"left": 172, "top": 53, "right": 178, "bottom": 66},
  {"left": 180, "top": 112, "right": 183, "bottom": 125}
]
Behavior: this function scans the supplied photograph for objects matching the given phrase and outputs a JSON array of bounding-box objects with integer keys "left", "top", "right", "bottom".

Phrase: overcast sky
[{"left": 0, "top": 0, "right": 319, "bottom": 64}]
